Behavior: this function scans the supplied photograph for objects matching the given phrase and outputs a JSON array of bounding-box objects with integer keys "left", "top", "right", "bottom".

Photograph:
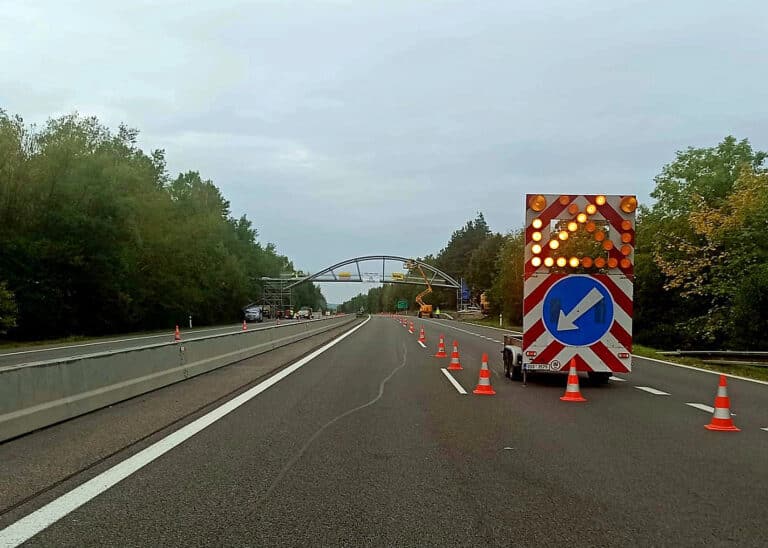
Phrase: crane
[{"left": 406, "top": 260, "right": 433, "bottom": 318}]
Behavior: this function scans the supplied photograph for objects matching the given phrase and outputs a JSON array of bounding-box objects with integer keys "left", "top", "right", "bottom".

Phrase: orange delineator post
[
  {"left": 705, "top": 375, "right": 740, "bottom": 432},
  {"left": 473, "top": 353, "right": 496, "bottom": 395},
  {"left": 418, "top": 326, "right": 426, "bottom": 344},
  {"left": 242, "top": 320, "right": 248, "bottom": 331},
  {"left": 174, "top": 325, "right": 181, "bottom": 342}
]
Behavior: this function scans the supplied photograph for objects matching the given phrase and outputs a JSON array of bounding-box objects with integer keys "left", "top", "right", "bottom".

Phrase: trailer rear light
[
  {"left": 581, "top": 256, "right": 593, "bottom": 268},
  {"left": 532, "top": 231, "right": 542, "bottom": 242},
  {"left": 531, "top": 257, "right": 542, "bottom": 267},
  {"left": 586, "top": 203, "right": 597, "bottom": 215},
  {"left": 620, "top": 258, "right": 632, "bottom": 269},
  {"left": 549, "top": 239, "right": 559, "bottom": 250},
  {"left": 567, "top": 203, "right": 579, "bottom": 215},
  {"left": 532, "top": 218, "right": 543, "bottom": 229},
  {"left": 595, "top": 195, "right": 607, "bottom": 205},
  {"left": 556, "top": 257, "right": 567, "bottom": 267},
  {"left": 558, "top": 230, "right": 569, "bottom": 241},
  {"left": 618, "top": 352, "right": 630, "bottom": 359},
  {"left": 576, "top": 213, "right": 587, "bottom": 223},
  {"left": 532, "top": 244, "right": 542, "bottom": 254},
  {"left": 568, "top": 257, "right": 580, "bottom": 268},
  {"left": 567, "top": 221, "right": 578, "bottom": 232},
  {"left": 620, "top": 196, "right": 638, "bottom": 213},
  {"left": 544, "top": 257, "right": 554, "bottom": 267},
  {"left": 525, "top": 350, "right": 537, "bottom": 357}
]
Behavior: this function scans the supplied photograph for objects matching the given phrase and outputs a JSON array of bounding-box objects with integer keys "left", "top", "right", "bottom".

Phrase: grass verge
[
  {"left": 464, "top": 317, "right": 523, "bottom": 332},
  {"left": 633, "top": 344, "right": 768, "bottom": 382}
]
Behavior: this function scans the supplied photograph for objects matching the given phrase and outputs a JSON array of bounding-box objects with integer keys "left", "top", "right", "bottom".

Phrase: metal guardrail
[
  {"left": 658, "top": 350, "right": 768, "bottom": 368},
  {"left": 0, "top": 315, "right": 356, "bottom": 443}
]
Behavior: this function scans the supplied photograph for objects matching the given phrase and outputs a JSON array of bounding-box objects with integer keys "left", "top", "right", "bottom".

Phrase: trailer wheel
[{"left": 511, "top": 365, "right": 523, "bottom": 381}]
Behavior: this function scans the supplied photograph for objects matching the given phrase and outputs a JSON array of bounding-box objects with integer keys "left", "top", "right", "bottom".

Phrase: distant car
[
  {"left": 356, "top": 307, "right": 365, "bottom": 317},
  {"left": 243, "top": 306, "right": 263, "bottom": 323},
  {"left": 297, "top": 307, "right": 313, "bottom": 319}
]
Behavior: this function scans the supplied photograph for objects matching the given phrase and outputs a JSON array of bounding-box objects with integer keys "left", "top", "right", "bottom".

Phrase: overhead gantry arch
[{"left": 282, "top": 255, "right": 460, "bottom": 290}]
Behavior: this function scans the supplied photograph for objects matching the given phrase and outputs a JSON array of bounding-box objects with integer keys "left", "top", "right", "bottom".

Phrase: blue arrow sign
[{"left": 542, "top": 276, "right": 614, "bottom": 346}]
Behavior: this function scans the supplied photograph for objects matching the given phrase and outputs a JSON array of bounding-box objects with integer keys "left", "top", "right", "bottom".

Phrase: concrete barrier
[{"left": 0, "top": 315, "right": 356, "bottom": 442}]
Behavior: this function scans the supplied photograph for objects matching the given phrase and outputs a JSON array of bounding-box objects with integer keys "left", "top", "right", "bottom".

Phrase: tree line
[
  {"left": 342, "top": 136, "right": 768, "bottom": 350},
  {"left": 0, "top": 111, "right": 326, "bottom": 339}
]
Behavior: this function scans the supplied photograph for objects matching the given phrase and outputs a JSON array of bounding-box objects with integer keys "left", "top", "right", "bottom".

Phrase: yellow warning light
[
  {"left": 532, "top": 231, "right": 542, "bottom": 242},
  {"left": 567, "top": 221, "right": 578, "bottom": 232},
  {"left": 608, "top": 257, "right": 618, "bottom": 268},
  {"left": 594, "top": 231, "right": 606, "bottom": 242},
  {"left": 620, "top": 258, "right": 632, "bottom": 269},
  {"left": 576, "top": 213, "right": 587, "bottom": 223},
  {"left": 621, "top": 220, "right": 632, "bottom": 231},
  {"left": 529, "top": 195, "right": 547, "bottom": 212},
  {"left": 567, "top": 203, "right": 579, "bottom": 215},
  {"left": 582, "top": 257, "right": 594, "bottom": 268},
  {"left": 531, "top": 257, "right": 542, "bottom": 267},
  {"left": 558, "top": 230, "right": 569, "bottom": 241},
  {"left": 603, "top": 240, "right": 614, "bottom": 251},
  {"left": 532, "top": 244, "right": 542, "bottom": 254},
  {"left": 621, "top": 232, "right": 632, "bottom": 243},
  {"left": 569, "top": 257, "right": 580, "bottom": 268},
  {"left": 620, "top": 244, "right": 632, "bottom": 256},
  {"left": 558, "top": 195, "right": 570, "bottom": 206},
  {"left": 549, "top": 239, "right": 560, "bottom": 250},
  {"left": 556, "top": 257, "right": 567, "bottom": 267},
  {"left": 586, "top": 203, "right": 597, "bottom": 215},
  {"left": 595, "top": 257, "right": 606, "bottom": 268},
  {"left": 620, "top": 196, "right": 638, "bottom": 213},
  {"left": 532, "top": 218, "right": 543, "bottom": 229},
  {"left": 595, "top": 195, "right": 607, "bottom": 206},
  {"left": 544, "top": 257, "right": 554, "bottom": 267},
  {"left": 586, "top": 221, "right": 596, "bottom": 233}
]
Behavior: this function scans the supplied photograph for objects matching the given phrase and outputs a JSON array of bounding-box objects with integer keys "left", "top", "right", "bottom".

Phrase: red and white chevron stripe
[{"left": 523, "top": 194, "right": 635, "bottom": 373}]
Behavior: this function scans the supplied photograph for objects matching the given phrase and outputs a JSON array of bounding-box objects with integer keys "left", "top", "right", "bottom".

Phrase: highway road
[
  {"left": 1, "top": 315, "right": 767, "bottom": 546},
  {"left": 0, "top": 318, "right": 331, "bottom": 368}
]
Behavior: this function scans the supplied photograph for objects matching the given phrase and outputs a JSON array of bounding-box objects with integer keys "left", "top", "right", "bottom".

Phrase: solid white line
[
  {"left": 0, "top": 317, "right": 370, "bottom": 547},
  {"left": 635, "top": 386, "right": 670, "bottom": 396},
  {"left": 417, "top": 341, "right": 426, "bottom": 348},
  {"left": 440, "top": 368, "right": 468, "bottom": 394},
  {"left": 634, "top": 355, "right": 768, "bottom": 386},
  {"left": 761, "top": 427, "right": 768, "bottom": 432},
  {"left": 686, "top": 403, "right": 715, "bottom": 413},
  {"left": 609, "top": 376, "right": 626, "bottom": 382}
]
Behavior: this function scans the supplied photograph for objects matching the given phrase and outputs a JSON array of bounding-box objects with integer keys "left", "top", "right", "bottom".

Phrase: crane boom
[{"left": 406, "top": 260, "right": 434, "bottom": 318}]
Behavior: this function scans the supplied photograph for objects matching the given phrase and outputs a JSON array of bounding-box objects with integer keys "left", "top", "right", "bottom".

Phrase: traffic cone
[
  {"left": 560, "top": 360, "right": 587, "bottom": 402},
  {"left": 418, "top": 326, "right": 426, "bottom": 344},
  {"left": 473, "top": 353, "right": 496, "bottom": 395},
  {"left": 174, "top": 325, "right": 181, "bottom": 342},
  {"left": 447, "top": 341, "right": 463, "bottom": 370},
  {"left": 705, "top": 375, "right": 740, "bottom": 432},
  {"left": 408, "top": 321, "right": 414, "bottom": 334},
  {"left": 434, "top": 335, "right": 448, "bottom": 358},
  {"left": 242, "top": 320, "right": 248, "bottom": 331}
]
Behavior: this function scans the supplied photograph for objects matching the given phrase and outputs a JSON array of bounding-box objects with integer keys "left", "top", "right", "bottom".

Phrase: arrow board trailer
[{"left": 503, "top": 194, "right": 637, "bottom": 385}]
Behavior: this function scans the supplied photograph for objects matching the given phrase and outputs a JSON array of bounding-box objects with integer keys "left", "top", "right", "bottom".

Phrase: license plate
[{"left": 525, "top": 363, "right": 551, "bottom": 370}]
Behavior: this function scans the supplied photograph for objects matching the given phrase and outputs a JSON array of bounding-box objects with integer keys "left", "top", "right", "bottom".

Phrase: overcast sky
[{"left": 3, "top": 1, "right": 767, "bottom": 303}]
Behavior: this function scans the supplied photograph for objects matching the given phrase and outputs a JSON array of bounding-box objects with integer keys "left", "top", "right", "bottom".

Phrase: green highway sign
[{"left": 397, "top": 299, "right": 408, "bottom": 310}]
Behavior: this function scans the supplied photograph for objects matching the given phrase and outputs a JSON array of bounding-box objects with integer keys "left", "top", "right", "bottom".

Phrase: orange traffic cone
[
  {"left": 473, "top": 353, "right": 496, "bottom": 395},
  {"left": 418, "top": 326, "right": 426, "bottom": 344},
  {"left": 174, "top": 325, "right": 181, "bottom": 342},
  {"left": 434, "top": 335, "right": 448, "bottom": 358},
  {"left": 447, "top": 341, "right": 463, "bottom": 370},
  {"left": 705, "top": 375, "right": 740, "bottom": 432},
  {"left": 242, "top": 320, "right": 248, "bottom": 331},
  {"left": 408, "top": 321, "right": 414, "bottom": 334},
  {"left": 560, "top": 360, "right": 587, "bottom": 402}
]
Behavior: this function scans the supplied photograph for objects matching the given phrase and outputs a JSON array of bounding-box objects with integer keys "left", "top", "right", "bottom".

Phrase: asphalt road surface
[
  {"left": 0, "top": 318, "right": 331, "bottom": 368},
  {"left": 1, "top": 315, "right": 767, "bottom": 547}
]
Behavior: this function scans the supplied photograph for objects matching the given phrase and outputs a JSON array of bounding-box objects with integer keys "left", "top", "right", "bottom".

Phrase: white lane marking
[
  {"left": 609, "top": 376, "right": 626, "bottom": 382},
  {"left": 417, "top": 341, "right": 426, "bottom": 349},
  {"left": 0, "top": 317, "right": 371, "bottom": 547},
  {"left": 634, "top": 355, "right": 768, "bottom": 386},
  {"left": 635, "top": 386, "right": 670, "bottom": 396},
  {"left": 686, "top": 403, "right": 715, "bottom": 413},
  {"left": 422, "top": 318, "right": 515, "bottom": 342},
  {"left": 441, "top": 368, "right": 468, "bottom": 394},
  {"left": 761, "top": 427, "right": 768, "bottom": 432}
]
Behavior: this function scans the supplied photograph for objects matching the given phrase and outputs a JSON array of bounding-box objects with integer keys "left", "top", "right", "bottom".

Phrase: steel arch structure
[{"left": 283, "top": 256, "right": 460, "bottom": 290}]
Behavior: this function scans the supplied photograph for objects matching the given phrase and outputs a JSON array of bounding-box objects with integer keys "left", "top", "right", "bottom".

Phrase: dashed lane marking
[
  {"left": 686, "top": 403, "right": 715, "bottom": 413},
  {"left": 635, "top": 386, "right": 670, "bottom": 396},
  {"left": 417, "top": 341, "right": 426, "bottom": 349},
  {"left": 609, "top": 376, "right": 626, "bottom": 382},
  {"left": 441, "top": 368, "right": 468, "bottom": 394},
  {"left": 0, "top": 317, "right": 371, "bottom": 547},
  {"left": 761, "top": 427, "right": 768, "bottom": 432}
]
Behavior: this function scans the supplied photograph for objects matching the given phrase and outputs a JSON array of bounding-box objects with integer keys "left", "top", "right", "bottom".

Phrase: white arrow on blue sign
[{"left": 542, "top": 276, "right": 614, "bottom": 346}]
